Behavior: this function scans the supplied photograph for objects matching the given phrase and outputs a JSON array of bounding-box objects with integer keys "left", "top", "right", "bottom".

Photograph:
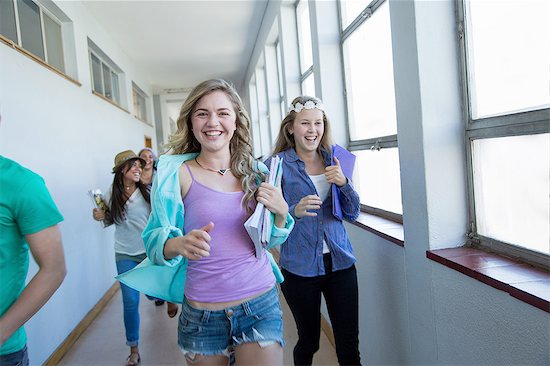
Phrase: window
[
  {"left": 255, "top": 64, "right": 272, "bottom": 158},
  {"left": 88, "top": 39, "right": 122, "bottom": 105},
  {"left": 0, "top": 0, "right": 65, "bottom": 72},
  {"left": 275, "top": 40, "right": 286, "bottom": 119},
  {"left": 296, "top": 0, "right": 315, "bottom": 96},
  {"left": 458, "top": 0, "right": 550, "bottom": 263},
  {"left": 340, "top": 0, "right": 402, "bottom": 220},
  {"left": 248, "top": 79, "right": 262, "bottom": 158},
  {"left": 132, "top": 82, "right": 148, "bottom": 123}
]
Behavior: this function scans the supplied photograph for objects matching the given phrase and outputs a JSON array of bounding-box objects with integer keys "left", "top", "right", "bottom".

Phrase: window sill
[
  {"left": 1, "top": 34, "right": 81, "bottom": 87},
  {"left": 427, "top": 247, "right": 550, "bottom": 313},
  {"left": 92, "top": 91, "right": 130, "bottom": 114},
  {"left": 350, "top": 211, "right": 404, "bottom": 247}
]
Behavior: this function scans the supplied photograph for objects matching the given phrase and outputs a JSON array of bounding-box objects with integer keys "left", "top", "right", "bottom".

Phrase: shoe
[
  {"left": 126, "top": 351, "right": 140, "bottom": 366},
  {"left": 154, "top": 299, "right": 165, "bottom": 306},
  {"left": 167, "top": 302, "right": 178, "bottom": 318}
]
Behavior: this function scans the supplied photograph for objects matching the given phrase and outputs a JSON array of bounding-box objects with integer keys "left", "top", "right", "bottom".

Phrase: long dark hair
[{"left": 107, "top": 159, "right": 150, "bottom": 225}]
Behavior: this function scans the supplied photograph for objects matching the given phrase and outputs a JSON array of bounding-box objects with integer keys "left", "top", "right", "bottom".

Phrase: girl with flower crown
[{"left": 267, "top": 96, "right": 361, "bottom": 365}]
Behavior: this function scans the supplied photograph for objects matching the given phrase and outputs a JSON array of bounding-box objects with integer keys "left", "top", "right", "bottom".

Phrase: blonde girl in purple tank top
[{"left": 157, "top": 79, "right": 292, "bottom": 366}]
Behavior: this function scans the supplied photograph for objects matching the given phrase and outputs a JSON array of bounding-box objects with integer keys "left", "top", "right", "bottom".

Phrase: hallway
[{"left": 57, "top": 287, "right": 338, "bottom": 366}]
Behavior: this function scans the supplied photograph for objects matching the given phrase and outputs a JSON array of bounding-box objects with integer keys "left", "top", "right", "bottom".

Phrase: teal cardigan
[{"left": 117, "top": 153, "right": 294, "bottom": 303}]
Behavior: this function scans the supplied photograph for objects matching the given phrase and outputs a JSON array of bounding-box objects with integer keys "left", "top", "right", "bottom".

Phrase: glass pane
[
  {"left": 472, "top": 134, "right": 549, "bottom": 254},
  {"left": 343, "top": 1, "right": 397, "bottom": 140},
  {"left": 465, "top": 1, "right": 550, "bottom": 118},
  {"left": 296, "top": 0, "right": 313, "bottom": 73},
  {"left": 43, "top": 13, "right": 64, "bottom": 71},
  {"left": 276, "top": 40, "right": 285, "bottom": 117},
  {"left": 340, "top": 0, "right": 370, "bottom": 30},
  {"left": 18, "top": 0, "right": 45, "bottom": 60},
  {"left": 102, "top": 63, "right": 112, "bottom": 99},
  {"left": 90, "top": 53, "right": 103, "bottom": 94},
  {"left": 139, "top": 95, "right": 147, "bottom": 121},
  {"left": 111, "top": 71, "right": 120, "bottom": 103},
  {"left": 256, "top": 68, "right": 271, "bottom": 158},
  {"left": 301, "top": 73, "right": 315, "bottom": 97},
  {"left": 0, "top": 0, "right": 17, "bottom": 42},
  {"left": 249, "top": 82, "right": 262, "bottom": 158},
  {"left": 355, "top": 148, "right": 402, "bottom": 214}
]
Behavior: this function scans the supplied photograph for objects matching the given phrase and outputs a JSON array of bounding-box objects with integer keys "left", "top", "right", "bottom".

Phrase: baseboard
[
  {"left": 269, "top": 248, "right": 336, "bottom": 350},
  {"left": 43, "top": 282, "right": 119, "bottom": 366}
]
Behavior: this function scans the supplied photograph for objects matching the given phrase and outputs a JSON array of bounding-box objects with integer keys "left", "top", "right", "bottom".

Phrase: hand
[
  {"left": 92, "top": 208, "right": 105, "bottom": 221},
  {"left": 294, "top": 195, "right": 322, "bottom": 218},
  {"left": 256, "top": 183, "right": 289, "bottom": 227},
  {"left": 325, "top": 156, "right": 347, "bottom": 187},
  {"left": 166, "top": 222, "right": 214, "bottom": 260}
]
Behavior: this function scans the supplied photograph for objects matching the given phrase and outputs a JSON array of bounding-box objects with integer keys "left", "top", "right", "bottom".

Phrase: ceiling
[{"left": 83, "top": 0, "right": 269, "bottom": 94}]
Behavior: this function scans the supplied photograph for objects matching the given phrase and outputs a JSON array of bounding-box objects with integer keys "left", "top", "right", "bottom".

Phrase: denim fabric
[
  {"left": 178, "top": 286, "right": 284, "bottom": 357},
  {"left": 266, "top": 148, "right": 360, "bottom": 277},
  {"left": 0, "top": 345, "right": 28, "bottom": 366},
  {"left": 281, "top": 254, "right": 360, "bottom": 366},
  {"left": 116, "top": 259, "right": 141, "bottom": 347}
]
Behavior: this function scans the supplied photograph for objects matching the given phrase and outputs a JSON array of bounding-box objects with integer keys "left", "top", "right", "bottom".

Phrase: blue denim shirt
[{"left": 267, "top": 148, "right": 360, "bottom": 277}]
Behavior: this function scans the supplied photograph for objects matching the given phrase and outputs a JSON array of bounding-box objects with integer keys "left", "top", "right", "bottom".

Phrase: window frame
[
  {"left": 132, "top": 82, "right": 149, "bottom": 124},
  {"left": 457, "top": 0, "right": 550, "bottom": 267},
  {"left": 88, "top": 39, "right": 124, "bottom": 108},
  {"left": 2, "top": 0, "right": 66, "bottom": 72},
  {"left": 295, "top": 0, "right": 315, "bottom": 95},
  {"left": 339, "top": 0, "right": 402, "bottom": 223}
]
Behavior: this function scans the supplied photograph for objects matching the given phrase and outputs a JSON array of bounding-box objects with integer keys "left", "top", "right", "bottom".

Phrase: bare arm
[{"left": 0, "top": 225, "right": 66, "bottom": 346}]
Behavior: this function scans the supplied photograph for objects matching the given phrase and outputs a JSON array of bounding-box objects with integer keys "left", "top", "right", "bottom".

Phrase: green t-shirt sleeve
[{"left": 14, "top": 175, "right": 64, "bottom": 236}]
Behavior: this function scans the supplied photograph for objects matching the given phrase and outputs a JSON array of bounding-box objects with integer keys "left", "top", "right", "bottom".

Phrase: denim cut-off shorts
[{"left": 178, "top": 286, "right": 285, "bottom": 360}]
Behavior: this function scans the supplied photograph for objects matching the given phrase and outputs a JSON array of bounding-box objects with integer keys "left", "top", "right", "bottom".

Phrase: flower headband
[{"left": 288, "top": 100, "right": 324, "bottom": 113}]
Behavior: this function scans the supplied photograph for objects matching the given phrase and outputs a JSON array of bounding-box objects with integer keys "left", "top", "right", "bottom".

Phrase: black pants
[{"left": 281, "top": 254, "right": 361, "bottom": 366}]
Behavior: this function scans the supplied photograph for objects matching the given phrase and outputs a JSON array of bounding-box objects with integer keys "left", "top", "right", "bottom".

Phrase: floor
[{"left": 58, "top": 287, "right": 338, "bottom": 366}]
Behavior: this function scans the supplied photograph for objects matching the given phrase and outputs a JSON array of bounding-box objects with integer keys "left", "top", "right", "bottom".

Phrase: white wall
[{"left": 0, "top": 2, "right": 155, "bottom": 363}]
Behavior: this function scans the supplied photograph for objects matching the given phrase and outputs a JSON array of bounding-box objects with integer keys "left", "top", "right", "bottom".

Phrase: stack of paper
[{"left": 244, "top": 156, "right": 283, "bottom": 258}]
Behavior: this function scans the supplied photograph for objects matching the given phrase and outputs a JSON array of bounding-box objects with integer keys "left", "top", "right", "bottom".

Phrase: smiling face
[
  {"left": 190, "top": 90, "right": 237, "bottom": 154},
  {"left": 139, "top": 150, "right": 155, "bottom": 170},
  {"left": 123, "top": 159, "right": 142, "bottom": 184},
  {"left": 289, "top": 108, "right": 325, "bottom": 155}
]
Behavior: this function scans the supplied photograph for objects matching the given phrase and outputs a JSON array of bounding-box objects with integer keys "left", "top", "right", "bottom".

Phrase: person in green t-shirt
[{"left": 0, "top": 156, "right": 66, "bottom": 366}]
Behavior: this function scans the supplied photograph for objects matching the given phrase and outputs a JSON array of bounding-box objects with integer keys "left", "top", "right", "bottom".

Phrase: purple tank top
[{"left": 182, "top": 164, "right": 274, "bottom": 302}]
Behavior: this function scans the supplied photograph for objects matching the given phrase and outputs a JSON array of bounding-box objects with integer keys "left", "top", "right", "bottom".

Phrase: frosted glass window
[
  {"left": 249, "top": 82, "right": 262, "bottom": 158},
  {"left": 132, "top": 85, "right": 147, "bottom": 122},
  {"left": 355, "top": 148, "right": 402, "bottom": 214},
  {"left": 43, "top": 14, "right": 64, "bottom": 71},
  {"left": 465, "top": 1, "right": 550, "bottom": 118},
  {"left": 256, "top": 67, "right": 271, "bottom": 157},
  {"left": 0, "top": 1, "right": 17, "bottom": 42},
  {"left": 302, "top": 73, "right": 315, "bottom": 97},
  {"left": 343, "top": 1, "right": 396, "bottom": 140},
  {"left": 296, "top": 0, "right": 313, "bottom": 74},
  {"left": 91, "top": 53, "right": 103, "bottom": 94},
  {"left": 111, "top": 71, "right": 120, "bottom": 104},
  {"left": 18, "top": 0, "right": 44, "bottom": 60},
  {"left": 472, "top": 134, "right": 549, "bottom": 254},
  {"left": 102, "top": 63, "right": 112, "bottom": 100},
  {"left": 340, "top": 0, "right": 370, "bottom": 30}
]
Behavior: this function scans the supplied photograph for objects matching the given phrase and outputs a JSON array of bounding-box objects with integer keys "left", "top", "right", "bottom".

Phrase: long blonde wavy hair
[
  {"left": 272, "top": 95, "right": 333, "bottom": 155},
  {"left": 166, "top": 79, "right": 264, "bottom": 212}
]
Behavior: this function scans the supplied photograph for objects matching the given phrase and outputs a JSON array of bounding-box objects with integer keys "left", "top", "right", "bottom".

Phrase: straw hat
[{"left": 112, "top": 150, "right": 146, "bottom": 173}]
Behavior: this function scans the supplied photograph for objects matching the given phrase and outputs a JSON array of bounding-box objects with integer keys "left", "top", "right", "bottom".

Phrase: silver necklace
[{"left": 195, "top": 157, "right": 231, "bottom": 176}]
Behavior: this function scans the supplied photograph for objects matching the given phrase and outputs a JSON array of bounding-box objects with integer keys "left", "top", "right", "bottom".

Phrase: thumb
[
  {"left": 333, "top": 155, "right": 341, "bottom": 166},
  {"left": 201, "top": 221, "right": 215, "bottom": 233}
]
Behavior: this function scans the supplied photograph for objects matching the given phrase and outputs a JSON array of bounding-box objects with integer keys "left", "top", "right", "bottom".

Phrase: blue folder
[{"left": 331, "top": 144, "right": 356, "bottom": 220}]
